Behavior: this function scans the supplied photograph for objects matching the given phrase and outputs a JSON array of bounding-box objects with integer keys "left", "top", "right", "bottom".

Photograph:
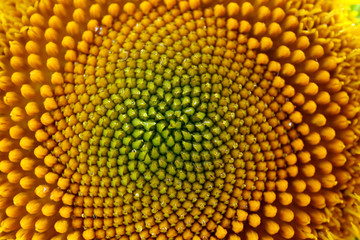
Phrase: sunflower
[{"left": 0, "top": 0, "right": 360, "bottom": 240}]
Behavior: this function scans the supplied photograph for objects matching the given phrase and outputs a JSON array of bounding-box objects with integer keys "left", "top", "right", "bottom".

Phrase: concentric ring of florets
[
  {"left": 52, "top": 3, "right": 297, "bottom": 239},
  {"left": 0, "top": 0, "right": 360, "bottom": 240}
]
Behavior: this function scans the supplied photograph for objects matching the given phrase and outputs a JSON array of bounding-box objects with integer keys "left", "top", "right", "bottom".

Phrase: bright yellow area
[{"left": 0, "top": 0, "right": 34, "bottom": 55}]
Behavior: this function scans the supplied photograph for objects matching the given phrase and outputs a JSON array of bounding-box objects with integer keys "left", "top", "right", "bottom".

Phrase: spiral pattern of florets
[{"left": 0, "top": 0, "right": 360, "bottom": 240}]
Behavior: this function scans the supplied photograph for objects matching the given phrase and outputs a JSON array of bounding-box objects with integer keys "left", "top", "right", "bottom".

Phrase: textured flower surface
[{"left": 0, "top": 0, "right": 360, "bottom": 239}]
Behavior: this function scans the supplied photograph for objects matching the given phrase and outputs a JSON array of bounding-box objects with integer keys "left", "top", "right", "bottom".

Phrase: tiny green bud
[
  {"left": 155, "top": 112, "right": 165, "bottom": 120},
  {"left": 203, "top": 141, "right": 214, "bottom": 150},
  {"left": 145, "top": 69, "right": 154, "bottom": 81},
  {"left": 151, "top": 147, "right": 160, "bottom": 159},
  {"left": 147, "top": 81, "right": 156, "bottom": 93},
  {"left": 158, "top": 101, "right": 167, "bottom": 112},
  {"left": 106, "top": 158, "right": 117, "bottom": 168},
  {"left": 173, "top": 143, "right": 182, "bottom": 154},
  {"left": 166, "top": 152, "right": 175, "bottom": 162},
  {"left": 163, "top": 80, "right": 172, "bottom": 91},
  {"left": 157, "top": 169, "right": 166, "bottom": 180},
  {"left": 172, "top": 87, "right": 182, "bottom": 97},
  {"left": 110, "top": 120, "right": 121, "bottom": 130},
  {"left": 123, "top": 136, "right": 133, "bottom": 146},
  {"left": 194, "top": 163, "right": 203, "bottom": 172},
  {"left": 169, "top": 120, "right": 182, "bottom": 129},
  {"left": 124, "top": 98, "right": 136, "bottom": 108},
  {"left": 182, "top": 131, "right": 192, "bottom": 141},
  {"left": 122, "top": 123, "right": 134, "bottom": 134},
  {"left": 174, "top": 131, "right": 182, "bottom": 142},
  {"left": 121, "top": 174, "right": 130, "bottom": 186},
  {"left": 191, "top": 86, "right": 201, "bottom": 97},
  {"left": 180, "top": 151, "right": 190, "bottom": 161},
  {"left": 119, "top": 146, "right": 131, "bottom": 155},
  {"left": 174, "top": 157, "right": 184, "bottom": 169},
  {"left": 200, "top": 151, "right": 211, "bottom": 161},
  {"left": 130, "top": 170, "right": 140, "bottom": 181},
  {"left": 108, "top": 148, "right": 119, "bottom": 158},
  {"left": 164, "top": 92, "right": 173, "bottom": 103},
  {"left": 152, "top": 134, "right": 162, "bottom": 146},
  {"left": 139, "top": 109, "right": 149, "bottom": 120},
  {"left": 144, "top": 170, "right": 152, "bottom": 181},
  {"left": 132, "top": 139, "right": 143, "bottom": 150},
  {"left": 191, "top": 151, "right": 201, "bottom": 162},
  {"left": 156, "top": 121, "right": 167, "bottom": 133},
  {"left": 144, "top": 153, "right": 152, "bottom": 165},
  {"left": 165, "top": 175, "right": 174, "bottom": 187},
  {"left": 197, "top": 102, "right": 208, "bottom": 112},
  {"left": 194, "top": 112, "right": 206, "bottom": 121},
  {"left": 175, "top": 65, "right": 184, "bottom": 76},
  {"left": 167, "top": 164, "right": 177, "bottom": 176},
  {"left": 177, "top": 170, "right": 186, "bottom": 180},
  {"left": 143, "top": 130, "right": 154, "bottom": 141},
  {"left": 192, "top": 133, "right": 202, "bottom": 143},
  {"left": 137, "top": 99, "right": 147, "bottom": 109},
  {"left": 184, "top": 107, "right": 195, "bottom": 115},
  {"left": 203, "top": 131, "right": 213, "bottom": 140},
  {"left": 128, "top": 161, "right": 137, "bottom": 171},
  {"left": 165, "top": 110, "right": 174, "bottom": 119},
  {"left": 141, "top": 89, "right": 150, "bottom": 101},
  {"left": 132, "top": 118, "right": 143, "bottom": 128},
  {"left": 191, "top": 97, "right": 200, "bottom": 108},
  {"left": 159, "top": 183, "right": 167, "bottom": 194},
  {"left": 158, "top": 157, "right": 167, "bottom": 168},
  {"left": 182, "top": 141, "right": 192, "bottom": 151},
  {"left": 181, "top": 96, "right": 191, "bottom": 106},
  {"left": 193, "top": 143, "right": 203, "bottom": 152},
  {"left": 161, "top": 129, "right": 170, "bottom": 139},
  {"left": 114, "top": 130, "right": 125, "bottom": 139},
  {"left": 131, "top": 88, "right": 141, "bottom": 99},
  {"left": 211, "top": 126, "right": 222, "bottom": 135},
  {"left": 157, "top": 87, "right": 164, "bottom": 99},
  {"left": 100, "top": 137, "right": 111, "bottom": 147},
  {"left": 128, "top": 150, "right": 137, "bottom": 160},
  {"left": 118, "top": 114, "right": 130, "bottom": 123},
  {"left": 150, "top": 161, "right": 159, "bottom": 173},
  {"left": 149, "top": 95, "right": 158, "bottom": 107},
  {"left": 197, "top": 173, "right": 206, "bottom": 184},
  {"left": 103, "top": 128, "right": 114, "bottom": 137},
  {"left": 142, "top": 121, "right": 156, "bottom": 131},
  {"left": 174, "top": 177, "right": 182, "bottom": 191},
  {"left": 117, "top": 155, "right": 128, "bottom": 165},
  {"left": 184, "top": 162, "right": 193, "bottom": 172},
  {"left": 159, "top": 143, "right": 168, "bottom": 154},
  {"left": 166, "top": 136, "right": 175, "bottom": 147},
  {"left": 182, "top": 85, "right": 192, "bottom": 95},
  {"left": 210, "top": 149, "right": 221, "bottom": 159},
  {"left": 187, "top": 172, "right": 196, "bottom": 183},
  {"left": 132, "top": 129, "right": 144, "bottom": 139},
  {"left": 118, "top": 165, "right": 127, "bottom": 176},
  {"left": 136, "top": 178, "right": 145, "bottom": 189}
]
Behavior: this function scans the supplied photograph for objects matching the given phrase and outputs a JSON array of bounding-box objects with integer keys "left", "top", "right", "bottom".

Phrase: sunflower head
[{"left": 0, "top": 0, "right": 360, "bottom": 240}]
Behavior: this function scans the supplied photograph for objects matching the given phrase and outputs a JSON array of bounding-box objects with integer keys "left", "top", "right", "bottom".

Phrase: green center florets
[{"left": 95, "top": 50, "right": 230, "bottom": 195}]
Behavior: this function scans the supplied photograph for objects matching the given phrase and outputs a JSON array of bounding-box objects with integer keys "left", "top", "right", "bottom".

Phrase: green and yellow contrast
[{"left": 0, "top": 0, "right": 360, "bottom": 239}]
